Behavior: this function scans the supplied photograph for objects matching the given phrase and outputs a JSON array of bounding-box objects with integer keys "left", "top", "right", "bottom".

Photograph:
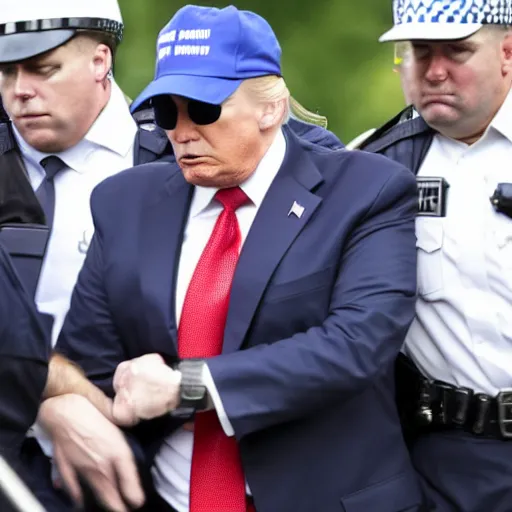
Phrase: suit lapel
[
  {"left": 139, "top": 165, "right": 193, "bottom": 356},
  {"left": 223, "top": 129, "right": 324, "bottom": 354}
]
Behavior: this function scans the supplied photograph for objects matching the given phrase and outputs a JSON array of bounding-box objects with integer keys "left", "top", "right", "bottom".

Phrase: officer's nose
[
  {"left": 13, "top": 68, "right": 37, "bottom": 101},
  {"left": 424, "top": 54, "right": 449, "bottom": 84}
]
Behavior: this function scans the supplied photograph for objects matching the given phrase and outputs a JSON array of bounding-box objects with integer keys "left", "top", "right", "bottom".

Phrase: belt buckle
[
  {"left": 432, "top": 380, "right": 455, "bottom": 425},
  {"left": 497, "top": 389, "right": 512, "bottom": 439}
]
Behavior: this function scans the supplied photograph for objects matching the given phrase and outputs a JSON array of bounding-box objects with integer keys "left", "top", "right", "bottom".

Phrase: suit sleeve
[
  {"left": 207, "top": 167, "right": 418, "bottom": 438},
  {"left": 55, "top": 191, "right": 124, "bottom": 397}
]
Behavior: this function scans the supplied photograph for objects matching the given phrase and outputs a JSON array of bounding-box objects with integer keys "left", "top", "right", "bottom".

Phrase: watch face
[{"left": 178, "top": 360, "right": 208, "bottom": 411}]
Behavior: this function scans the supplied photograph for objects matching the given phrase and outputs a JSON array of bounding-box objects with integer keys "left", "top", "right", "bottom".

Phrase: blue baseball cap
[
  {"left": 130, "top": 5, "right": 282, "bottom": 112},
  {"left": 380, "top": 0, "right": 512, "bottom": 42}
]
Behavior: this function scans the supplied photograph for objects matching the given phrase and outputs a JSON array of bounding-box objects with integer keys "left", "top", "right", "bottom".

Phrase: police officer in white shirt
[
  {"left": 357, "top": 1, "right": 512, "bottom": 511},
  {"left": 0, "top": 0, "right": 174, "bottom": 509}
]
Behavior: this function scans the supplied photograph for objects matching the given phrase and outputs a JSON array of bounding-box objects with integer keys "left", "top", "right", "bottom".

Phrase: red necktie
[{"left": 178, "top": 187, "right": 255, "bottom": 512}]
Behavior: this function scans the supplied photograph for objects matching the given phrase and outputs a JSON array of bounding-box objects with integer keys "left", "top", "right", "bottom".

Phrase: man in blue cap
[
  {"left": 0, "top": 0, "right": 344, "bottom": 509},
  {"left": 356, "top": 1, "right": 512, "bottom": 510},
  {"left": 47, "top": 5, "right": 423, "bottom": 511}
]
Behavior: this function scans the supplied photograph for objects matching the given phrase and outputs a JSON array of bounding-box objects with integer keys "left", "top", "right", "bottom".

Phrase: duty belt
[{"left": 396, "top": 355, "right": 512, "bottom": 440}]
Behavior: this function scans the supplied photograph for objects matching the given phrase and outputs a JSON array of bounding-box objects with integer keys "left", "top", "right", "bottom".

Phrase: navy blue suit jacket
[{"left": 57, "top": 127, "right": 424, "bottom": 512}]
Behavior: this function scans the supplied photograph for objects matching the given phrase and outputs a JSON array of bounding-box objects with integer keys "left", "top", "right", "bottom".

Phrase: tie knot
[
  {"left": 215, "top": 187, "right": 249, "bottom": 211},
  {"left": 40, "top": 156, "right": 67, "bottom": 180}
]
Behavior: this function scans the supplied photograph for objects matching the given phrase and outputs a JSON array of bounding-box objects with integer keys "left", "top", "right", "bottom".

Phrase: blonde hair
[
  {"left": 241, "top": 75, "right": 291, "bottom": 125},
  {"left": 289, "top": 97, "right": 328, "bottom": 128},
  {"left": 240, "top": 75, "right": 329, "bottom": 128}
]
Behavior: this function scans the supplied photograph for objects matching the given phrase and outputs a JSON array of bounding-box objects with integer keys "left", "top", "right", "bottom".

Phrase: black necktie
[{"left": 37, "top": 156, "right": 67, "bottom": 229}]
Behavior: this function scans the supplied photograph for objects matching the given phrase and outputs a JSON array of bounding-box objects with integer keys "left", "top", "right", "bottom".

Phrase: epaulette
[
  {"left": 130, "top": 102, "right": 174, "bottom": 165},
  {"left": 132, "top": 104, "right": 158, "bottom": 130}
]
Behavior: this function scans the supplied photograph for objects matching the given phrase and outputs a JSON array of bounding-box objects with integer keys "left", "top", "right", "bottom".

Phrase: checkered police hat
[{"left": 380, "top": 0, "right": 512, "bottom": 42}]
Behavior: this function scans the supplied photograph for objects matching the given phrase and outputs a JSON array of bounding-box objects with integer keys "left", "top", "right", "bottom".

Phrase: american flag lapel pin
[{"left": 288, "top": 201, "right": 305, "bottom": 219}]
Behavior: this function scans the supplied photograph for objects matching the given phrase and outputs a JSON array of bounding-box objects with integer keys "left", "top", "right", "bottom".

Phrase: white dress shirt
[
  {"left": 405, "top": 89, "right": 512, "bottom": 396},
  {"left": 153, "top": 129, "right": 286, "bottom": 512},
  {"left": 14, "top": 80, "right": 137, "bottom": 345},
  {"left": 14, "top": 80, "right": 137, "bottom": 453}
]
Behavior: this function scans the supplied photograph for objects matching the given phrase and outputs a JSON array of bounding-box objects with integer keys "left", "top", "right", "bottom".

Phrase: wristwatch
[{"left": 171, "top": 359, "right": 209, "bottom": 418}]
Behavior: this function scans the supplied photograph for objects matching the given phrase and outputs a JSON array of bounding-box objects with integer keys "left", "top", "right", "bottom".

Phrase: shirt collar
[
  {"left": 13, "top": 79, "right": 137, "bottom": 173},
  {"left": 85, "top": 80, "right": 137, "bottom": 156},
  {"left": 434, "top": 88, "right": 512, "bottom": 152},
  {"left": 190, "top": 128, "right": 286, "bottom": 218},
  {"left": 490, "top": 87, "right": 512, "bottom": 144}
]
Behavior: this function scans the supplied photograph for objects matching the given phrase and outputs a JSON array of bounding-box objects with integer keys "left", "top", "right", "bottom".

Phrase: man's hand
[
  {"left": 38, "top": 394, "right": 145, "bottom": 512},
  {"left": 112, "top": 354, "right": 181, "bottom": 425}
]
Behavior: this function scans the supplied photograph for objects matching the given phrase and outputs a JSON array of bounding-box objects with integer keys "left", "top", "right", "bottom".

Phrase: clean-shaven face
[
  {"left": 166, "top": 87, "right": 269, "bottom": 188},
  {"left": 0, "top": 36, "right": 111, "bottom": 153},
  {"left": 407, "top": 27, "right": 512, "bottom": 142}
]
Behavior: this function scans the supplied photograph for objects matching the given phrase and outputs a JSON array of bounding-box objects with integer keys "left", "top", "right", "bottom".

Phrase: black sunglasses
[{"left": 151, "top": 95, "right": 222, "bottom": 130}]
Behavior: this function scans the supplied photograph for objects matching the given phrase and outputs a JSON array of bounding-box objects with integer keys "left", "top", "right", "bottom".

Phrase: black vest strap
[
  {"left": 360, "top": 109, "right": 436, "bottom": 175},
  {"left": 0, "top": 123, "right": 45, "bottom": 225}
]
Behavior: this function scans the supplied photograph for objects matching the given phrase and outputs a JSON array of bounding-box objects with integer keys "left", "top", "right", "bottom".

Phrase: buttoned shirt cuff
[{"left": 202, "top": 364, "right": 235, "bottom": 437}]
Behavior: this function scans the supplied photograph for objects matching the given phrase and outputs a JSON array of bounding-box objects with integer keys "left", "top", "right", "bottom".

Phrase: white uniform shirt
[
  {"left": 14, "top": 80, "right": 137, "bottom": 345},
  {"left": 405, "top": 89, "right": 512, "bottom": 396},
  {"left": 153, "top": 129, "right": 286, "bottom": 512}
]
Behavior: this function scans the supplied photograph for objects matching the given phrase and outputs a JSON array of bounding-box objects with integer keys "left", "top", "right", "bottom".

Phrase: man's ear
[
  {"left": 258, "top": 99, "right": 286, "bottom": 131},
  {"left": 501, "top": 31, "right": 512, "bottom": 76},
  {"left": 92, "top": 44, "right": 113, "bottom": 83}
]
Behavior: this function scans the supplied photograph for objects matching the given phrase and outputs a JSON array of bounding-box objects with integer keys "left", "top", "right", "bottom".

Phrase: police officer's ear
[
  {"left": 500, "top": 28, "right": 512, "bottom": 76},
  {"left": 73, "top": 34, "right": 112, "bottom": 82},
  {"left": 92, "top": 43, "right": 113, "bottom": 83}
]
